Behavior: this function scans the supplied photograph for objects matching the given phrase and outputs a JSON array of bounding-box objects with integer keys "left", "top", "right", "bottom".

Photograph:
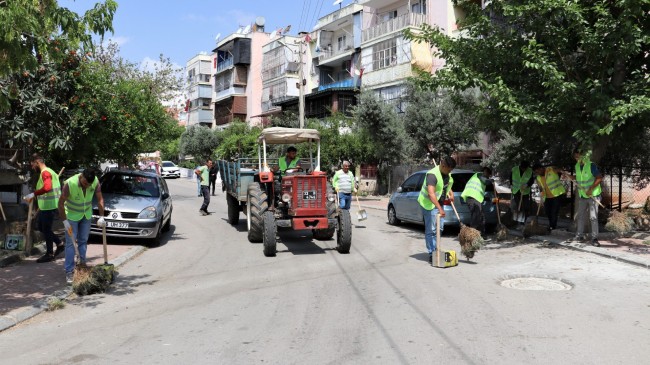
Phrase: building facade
[
  {"left": 258, "top": 35, "right": 301, "bottom": 124},
  {"left": 212, "top": 28, "right": 269, "bottom": 127},
  {"left": 185, "top": 54, "right": 214, "bottom": 127}
]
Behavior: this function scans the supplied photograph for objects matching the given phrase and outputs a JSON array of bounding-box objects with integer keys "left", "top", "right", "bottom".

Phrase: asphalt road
[{"left": 1, "top": 178, "right": 649, "bottom": 364}]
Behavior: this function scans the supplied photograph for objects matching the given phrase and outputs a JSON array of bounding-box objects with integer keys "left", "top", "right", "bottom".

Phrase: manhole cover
[{"left": 500, "top": 277, "right": 573, "bottom": 291}]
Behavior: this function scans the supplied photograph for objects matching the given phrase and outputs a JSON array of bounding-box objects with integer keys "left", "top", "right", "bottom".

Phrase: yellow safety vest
[
  {"left": 512, "top": 166, "right": 532, "bottom": 195},
  {"left": 461, "top": 173, "right": 486, "bottom": 203},
  {"left": 64, "top": 174, "right": 99, "bottom": 221},
  {"left": 536, "top": 167, "right": 566, "bottom": 198},
  {"left": 418, "top": 166, "right": 454, "bottom": 210},
  {"left": 278, "top": 156, "right": 298, "bottom": 172},
  {"left": 575, "top": 159, "right": 601, "bottom": 198},
  {"left": 36, "top": 167, "right": 61, "bottom": 211}
]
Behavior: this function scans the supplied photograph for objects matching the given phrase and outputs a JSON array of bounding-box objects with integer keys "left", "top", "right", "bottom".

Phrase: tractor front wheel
[
  {"left": 313, "top": 193, "right": 337, "bottom": 240},
  {"left": 336, "top": 209, "right": 352, "bottom": 254}
]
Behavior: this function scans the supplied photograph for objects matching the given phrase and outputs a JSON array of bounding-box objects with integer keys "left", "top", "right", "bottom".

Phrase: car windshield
[
  {"left": 101, "top": 174, "right": 160, "bottom": 197},
  {"left": 451, "top": 172, "right": 495, "bottom": 193},
  {"left": 162, "top": 162, "right": 175, "bottom": 167}
]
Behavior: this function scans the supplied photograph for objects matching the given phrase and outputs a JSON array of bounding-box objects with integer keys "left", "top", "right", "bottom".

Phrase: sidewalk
[
  {"left": 356, "top": 195, "right": 650, "bottom": 269},
  {"left": 0, "top": 237, "right": 145, "bottom": 332}
]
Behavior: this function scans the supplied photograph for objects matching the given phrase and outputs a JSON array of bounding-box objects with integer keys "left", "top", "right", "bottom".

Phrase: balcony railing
[
  {"left": 318, "top": 40, "right": 355, "bottom": 64},
  {"left": 216, "top": 58, "right": 234, "bottom": 73},
  {"left": 318, "top": 78, "right": 355, "bottom": 91},
  {"left": 214, "top": 86, "right": 246, "bottom": 101},
  {"left": 362, "top": 13, "right": 427, "bottom": 43}
]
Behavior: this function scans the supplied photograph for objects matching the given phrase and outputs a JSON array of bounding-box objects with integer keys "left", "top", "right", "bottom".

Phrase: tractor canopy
[{"left": 258, "top": 127, "right": 320, "bottom": 144}]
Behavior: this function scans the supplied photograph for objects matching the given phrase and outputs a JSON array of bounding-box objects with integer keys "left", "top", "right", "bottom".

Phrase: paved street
[{"left": 1, "top": 177, "right": 649, "bottom": 364}]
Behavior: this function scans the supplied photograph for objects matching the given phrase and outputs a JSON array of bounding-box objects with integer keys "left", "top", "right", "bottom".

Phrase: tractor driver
[{"left": 275, "top": 146, "right": 301, "bottom": 174}]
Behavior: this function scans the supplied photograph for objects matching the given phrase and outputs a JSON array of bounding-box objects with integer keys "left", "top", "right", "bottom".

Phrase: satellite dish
[
  {"left": 243, "top": 25, "right": 251, "bottom": 34},
  {"left": 236, "top": 27, "right": 244, "bottom": 34},
  {"left": 353, "top": 69, "right": 361, "bottom": 76},
  {"left": 333, "top": 0, "right": 343, "bottom": 5},
  {"left": 255, "top": 17, "right": 266, "bottom": 27},
  {"left": 215, "top": 33, "right": 221, "bottom": 42}
]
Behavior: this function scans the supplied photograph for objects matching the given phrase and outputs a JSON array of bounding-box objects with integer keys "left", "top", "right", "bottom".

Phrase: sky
[{"left": 59, "top": 0, "right": 350, "bottom": 71}]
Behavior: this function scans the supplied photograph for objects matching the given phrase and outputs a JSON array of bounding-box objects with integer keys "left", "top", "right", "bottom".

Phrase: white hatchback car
[{"left": 161, "top": 161, "right": 180, "bottom": 178}]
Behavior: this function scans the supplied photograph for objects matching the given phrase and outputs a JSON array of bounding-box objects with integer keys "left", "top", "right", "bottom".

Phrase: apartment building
[
  {"left": 258, "top": 35, "right": 301, "bottom": 123},
  {"left": 185, "top": 54, "right": 214, "bottom": 127},
  {"left": 275, "top": 3, "right": 363, "bottom": 119},
  {"left": 212, "top": 27, "right": 269, "bottom": 127}
]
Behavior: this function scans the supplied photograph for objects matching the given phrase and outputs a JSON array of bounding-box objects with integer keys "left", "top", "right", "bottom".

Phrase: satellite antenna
[
  {"left": 236, "top": 26, "right": 244, "bottom": 34},
  {"left": 333, "top": 0, "right": 343, "bottom": 9},
  {"left": 269, "top": 30, "right": 277, "bottom": 40},
  {"left": 242, "top": 25, "right": 251, "bottom": 34},
  {"left": 215, "top": 33, "right": 221, "bottom": 43},
  {"left": 353, "top": 69, "right": 361, "bottom": 76},
  {"left": 255, "top": 16, "right": 266, "bottom": 32}
]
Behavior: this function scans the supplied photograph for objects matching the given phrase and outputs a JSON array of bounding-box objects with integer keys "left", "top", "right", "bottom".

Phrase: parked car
[
  {"left": 161, "top": 161, "right": 180, "bottom": 178},
  {"left": 387, "top": 169, "right": 497, "bottom": 230},
  {"left": 91, "top": 170, "right": 173, "bottom": 246}
]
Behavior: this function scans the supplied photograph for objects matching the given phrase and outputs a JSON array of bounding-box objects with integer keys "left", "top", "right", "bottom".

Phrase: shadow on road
[{"left": 71, "top": 273, "right": 158, "bottom": 308}]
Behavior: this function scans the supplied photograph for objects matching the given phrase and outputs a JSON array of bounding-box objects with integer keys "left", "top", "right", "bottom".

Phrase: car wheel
[
  {"left": 149, "top": 219, "right": 163, "bottom": 247},
  {"left": 387, "top": 204, "right": 401, "bottom": 225},
  {"left": 162, "top": 212, "right": 171, "bottom": 232}
]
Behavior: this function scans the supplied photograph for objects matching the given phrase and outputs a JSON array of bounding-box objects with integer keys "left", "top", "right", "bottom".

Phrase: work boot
[
  {"left": 592, "top": 239, "right": 601, "bottom": 247},
  {"left": 569, "top": 235, "right": 584, "bottom": 243},
  {"left": 36, "top": 254, "right": 55, "bottom": 263},
  {"left": 200, "top": 210, "right": 208, "bottom": 216},
  {"left": 65, "top": 272, "right": 73, "bottom": 284},
  {"left": 54, "top": 244, "right": 65, "bottom": 258},
  {"left": 428, "top": 253, "right": 433, "bottom": 265}
]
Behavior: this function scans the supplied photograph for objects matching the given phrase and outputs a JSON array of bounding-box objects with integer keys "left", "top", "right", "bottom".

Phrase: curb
[
  {"left": 0, "top": 245, "right": 147, "bottom": 333},
  {"left": 508, "top": 229, "right": 650, "bottom": 270}
]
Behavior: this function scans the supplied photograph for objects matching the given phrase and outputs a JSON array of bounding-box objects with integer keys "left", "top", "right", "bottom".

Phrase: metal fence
[{"left": 598, "top": 166, "right": 650, "bottom": 211}]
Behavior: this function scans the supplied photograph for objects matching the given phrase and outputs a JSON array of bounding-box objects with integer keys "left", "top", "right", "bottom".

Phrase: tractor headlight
[
  {"left": 138, "top": 206, "right": 157, "bottom": 219},
  {"left": 328, "top": 193, "right": 336, "bottom": 202},
  {"left": 282, "top": 193, "right": 292, "bottom": 203}
]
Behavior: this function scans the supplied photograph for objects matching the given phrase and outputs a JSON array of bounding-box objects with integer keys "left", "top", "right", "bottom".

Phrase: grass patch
[
  {"left": 46, "top": 297, "right": 65, "bottom": 311},
  {"left": 643, "top": 240, "right": 650, "bottom": 246}
]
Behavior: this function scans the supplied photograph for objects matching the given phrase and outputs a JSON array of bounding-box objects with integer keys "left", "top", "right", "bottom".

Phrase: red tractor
[{"left": 220, "top": 127, "right": 352, "bottom": 257}]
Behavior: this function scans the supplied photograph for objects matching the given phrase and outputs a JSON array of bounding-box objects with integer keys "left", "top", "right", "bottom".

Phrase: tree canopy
[
  {"left": 180, "top": 125, "right": 219, "bottom": 161},
  {"left": 407, "top": 0, "right": 650, "bottom": 169}
]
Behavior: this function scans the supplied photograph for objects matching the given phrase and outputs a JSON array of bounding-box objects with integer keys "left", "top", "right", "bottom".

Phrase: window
[
  {"left": 401, "top": 173, "right": 423, "bottom": 193},
  {"left": 337, "top": 35, "right": 347, "bottom": 51},
  {"left": 382, "top": 10, "right": 398, "bottom": 22},
  {"left": 412, "top": 1, "right": 427, "bottom": 14},
  {"left": 372, "top": 39, "right": 398, "bottom": 70}
]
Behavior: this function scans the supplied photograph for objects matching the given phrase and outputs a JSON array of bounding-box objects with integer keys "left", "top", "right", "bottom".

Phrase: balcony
[
  {"left": 318, "top": 40, "right": 355, "bottom": 66},
  {"left": 361, "top": 62, "right": 412, "bottom": 88},
  {"left": 187, "top": 109, "right": 214, "bottom": 125},
  {"left": 216, "top": 58, "right": 233, "bottom": 73},
  {"left": 214, "top": 86, "right": 246, "bottom": 102},
  {"left": 318, "top": 78, "right": 355, "bottom": 91},
  {"left": 315, "top": 4, "right": 363, "bottom": 30},
  {"left": 362, "top": 13, "right": 427, "bottom": 44}
]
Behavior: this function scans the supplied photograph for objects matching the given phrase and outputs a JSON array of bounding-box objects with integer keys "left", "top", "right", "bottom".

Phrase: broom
[
  {"left": 523, "top": 199, "right": 549, "bottom": 238},
  {"left": 494, "top": 197, "right": 508, "bottom": 241},
  {"left": 72, "top": 225, "right": 116, "bottom": 295},
  {"left": 449, "top": 201, "right": 484, "bottom": 260}
]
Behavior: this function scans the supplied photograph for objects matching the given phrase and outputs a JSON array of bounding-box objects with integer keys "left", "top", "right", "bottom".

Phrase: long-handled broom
[
  {"left": 523, "top": 199, "right": 549, "bottom": 237},
  {"left": 449, "top": 201, "right": 484, "bottom": 260},
  {"left": 494, "top": 197, "right": 508, "bottom": 241}
]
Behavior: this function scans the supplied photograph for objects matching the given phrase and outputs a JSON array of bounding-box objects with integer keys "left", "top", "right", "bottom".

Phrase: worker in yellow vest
[
  {"left": 533, "top": 163, "right": 566, "bottom": 231},
  {"left": 417, "top": 156, "right": 456, "bottom": 265},
  {"left": 274, "top": 146, "right": 301, "bottom": 174},
  {"left": 24, "top": 154, "right": 64, "bottom": 263},
  {"left": 57, "top": 169, "right": 105, "bottom": 284},
  {"left": 511, "top": 161, "right": 534, "bottom": 223},
  {"left": 461, "top": 167, "right": 493, "bottom": 239},
  {"left": 564, "top": 149, "right": 603, "bottom": 246}
]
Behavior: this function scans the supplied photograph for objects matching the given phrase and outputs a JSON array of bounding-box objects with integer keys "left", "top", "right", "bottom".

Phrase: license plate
[
  {"left": 107, "top": 222, "right": 129, "bottom": 229},
  {"left": 302, "top": 191, "right": 316, "bottom": 200}
]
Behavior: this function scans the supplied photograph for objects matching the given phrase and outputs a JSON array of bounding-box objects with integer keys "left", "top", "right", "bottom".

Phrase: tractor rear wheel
[
  {"left": 336, "top": 209, "right": 352, "bottom": 254},
  {"left": 262, "top": 211, "right": 277, "bottom": 257},
  {"left": 227, "top": 194, "right": 240, "bottom": 226},
  {"left": 247, "top": 184, "right": 268, "bottom": 243}
]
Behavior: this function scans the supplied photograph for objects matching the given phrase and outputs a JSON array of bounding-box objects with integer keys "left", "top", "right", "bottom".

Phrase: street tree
[
  {"left": 403, "top": 83, "right": 479, "bottom": 161},
  {"left": 406, "top": 0, "right": 650, "bottom": 167},
  {"left": 180, "top": 125, "right": 219, "bottom": 161},
  {"left": 214, "top": 121, "right": 261, "bottom": 160},
  {"left": 0, "top": 0, "right": 117, "bottom": 109}
]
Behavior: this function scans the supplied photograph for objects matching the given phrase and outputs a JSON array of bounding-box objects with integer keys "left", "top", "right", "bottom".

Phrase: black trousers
[
  {"left": 544, "top": 195, "right": 563, "bottom": 229},
  {"left": 37, "top": 209, "right": 61, "bottom": 254},
  {"left": 200, "top": 186, "right": 210, "bottom": 211},
  {"left": 466, "top": 197, "right": 485, "bottom": 235},
  {"left": 209, "top": 177, "right": 216, "bottom": 195}
]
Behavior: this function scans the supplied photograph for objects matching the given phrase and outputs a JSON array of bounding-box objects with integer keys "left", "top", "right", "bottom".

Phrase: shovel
[
  {"left": 98, "top": 225, "right": 115, "bottom": 278},
  {"left": 514, "top": 193, "right": 525, "bottom": 223},
  {"left": 355, "top": 194, "right": 367, "bottom": 221}
]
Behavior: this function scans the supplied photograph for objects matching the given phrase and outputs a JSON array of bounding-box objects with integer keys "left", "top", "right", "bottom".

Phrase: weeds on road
[{"left": 46, "top": 297, "right": 65, "bottom": 311}]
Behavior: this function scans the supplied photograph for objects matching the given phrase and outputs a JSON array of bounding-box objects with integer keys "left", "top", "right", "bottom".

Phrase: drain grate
[{"left": 500, "top": 276, "right": 573, "bottom": 291}]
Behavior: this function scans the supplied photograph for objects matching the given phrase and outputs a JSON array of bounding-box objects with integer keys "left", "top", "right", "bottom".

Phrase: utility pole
[{"left": 298, "top": 37, "right": 305, "bottom": 129}]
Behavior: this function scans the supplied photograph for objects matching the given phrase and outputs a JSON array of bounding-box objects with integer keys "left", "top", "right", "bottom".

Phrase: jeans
[
  {"left": 466, "top": 197, "right": 485, "bottom": 235},
  {"left": 37, "top": 209, "right": 61, "bottom": 255},
  {"left": 338, "top": 192, "right": 351, "bottom": 210},
  {"left": 422, "top": 207, "right": 444, "bottom": 254},
  {"left": 197, "top": 178, "right": 202, "bottom": 196},
  {"left": 200, "top": 186, "right": 210, "bottom": 212},
  {"left": 577, "top": 196, "right": 599, "bottom": 239},
  {"left": 544, "top": 195, "right": 563, "bottom": 229},
  {"left": 209, "top": 177, "right": 216, "bottom": 195},
  {"left": 64, "top": 217, "right": 91, "bottom": 274}
]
